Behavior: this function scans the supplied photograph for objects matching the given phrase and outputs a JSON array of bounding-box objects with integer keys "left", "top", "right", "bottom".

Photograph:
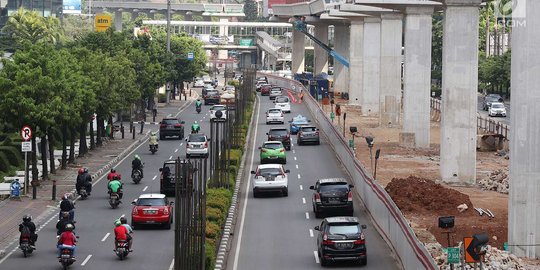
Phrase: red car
[
  {"left": 260, "top": 85, "right": 272, "bottom": 96},
  {"left": 131, "top": 193, "right": 173, "bottom": 229}
]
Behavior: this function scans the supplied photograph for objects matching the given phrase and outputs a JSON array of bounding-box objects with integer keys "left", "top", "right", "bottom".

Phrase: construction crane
[{"left": 292, "top": 18, "right": 350, "bottom": 68}]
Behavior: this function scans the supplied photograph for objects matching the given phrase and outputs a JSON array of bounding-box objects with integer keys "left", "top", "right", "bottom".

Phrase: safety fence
[{"left": 263, "top": 73, "right": 438, "bottom": 270}]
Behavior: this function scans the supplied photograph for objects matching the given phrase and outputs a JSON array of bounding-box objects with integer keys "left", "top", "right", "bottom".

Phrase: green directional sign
[
  {"left": 446, "top": 247, "right": 460, "bottom": 264},
  {"left": 239, "top": 39, "right": 253, "bottom": 46}
]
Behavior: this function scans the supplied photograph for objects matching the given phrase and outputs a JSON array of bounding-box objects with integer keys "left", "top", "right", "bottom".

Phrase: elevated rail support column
[
  {"left": 348, "top": 19, "right": 364, "bottom": 107},
  {"left": 333, "top": 23, "right": 350, "bottom": 97},
  {"left": 362, "top": 17, "right": 381, "bottom": 116},
  {"left": 114, "top": 10, "right": 123, "bottom": 32},
  {"left": 440, "top": 0, "right": 481, "bottom": 184},
  {"left": 292, "top": 29, "right": 305, "bottom": 74},
  {"left": 314, "top": 24, "right": 329, "bottom": 75},
  {"left": 509, "top": 0, "right": 540, "bottom": 259},
  {"left": 401, "top": 6, "right": 433, "bottom": 148},
  {"left": 379, "top": 13, "right": 403, "bottom": 127}
]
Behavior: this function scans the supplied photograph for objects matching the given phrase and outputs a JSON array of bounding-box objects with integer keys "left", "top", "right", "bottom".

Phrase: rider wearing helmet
[
  {"left": 107, "top": 168, "right": 121, "bottom": 181},
  {"left": 149, "top": 132, "right": 159, "bottom": 149},
  {"left": 19, "top": 215, "right": 37, "bottom": 246},
  {"left": 56, "top": 212, "right": 76, "bottom": 236},
  {"left": 75, "top": 168, "right": 92, "bottom": 196},
  {"left": 120, "top": 217, "right": 133, "bottom": 251},
  {"left": 195, "top": 99, "right": 202, "bottom": 108},
  {"left": 57, "top": 224, "right": 77, "bottom": 258},
  {"left": 114, "top": 219, "right": 132, "bottom": 252},
  {"left": 131, "top": 155, "right": 143, "bottom": 178},
  {"left": 191, "top": 121, "right": 200, "bottom": 134},
  {"left": 59, "top": 194, "right": 75, "bottom": 221},
  {"left": 108, "top": 176, "right": 123, "bottom": 199}
]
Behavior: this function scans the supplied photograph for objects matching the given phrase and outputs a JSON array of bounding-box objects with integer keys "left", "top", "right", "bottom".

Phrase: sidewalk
[{"left": 0, "top": 97, "right": 193, "bottom": 254}]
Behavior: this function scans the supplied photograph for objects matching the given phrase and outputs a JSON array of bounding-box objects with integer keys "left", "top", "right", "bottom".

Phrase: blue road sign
[
  {"left": 187, "top": 52, "right": 194, "bottom": 61},
  {"left": 10, "top": 179, "right": 21, "bottom": 197}
]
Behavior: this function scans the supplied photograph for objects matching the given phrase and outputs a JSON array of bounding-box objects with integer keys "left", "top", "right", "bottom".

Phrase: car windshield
[
  {"left": 189, "top": 135, "right": 206, "bottom": 142},
  {"left": 328, "top": 224, "right": 360, "bottom": 235},
  {"left": 319, "top": 184, "right": 348, "bottom": 192},
  {"left": 492, "top": 103, "right": 504, "bottom": 109},
  {"left": 258, "top": 167, "right": 282, "bottom": 176},
  {"left": 137, "top": 198, "right": 166, "bottom": 206},
  {"left": 162, "top": 164, "right": 175, "bottom": 178},
  {"left": 263, "top": 143, "right": 283, "bottom": 149},
  {"left": 275, "top": 97, "right": 289, "bottom": 103},
  {"left": 301, "top": 127, "right": 317, "bottom": 132},
  {"left": 207, "top": 91, "right": 218, "bottom": 95},
  {"left": 212, "top": 106, "right": 225, "bottom": 110},
  {"left": 270, "top": 129, "right": 288, "bottom": 136},
  {"left": 162, "top": 119, "right": 179, "bottom": 125},
  {"left": 268, "top": 109, "right": 281, "bottom": 114},
  {"left": 486, "top": 97, "right": 499, "bottom": 102}
]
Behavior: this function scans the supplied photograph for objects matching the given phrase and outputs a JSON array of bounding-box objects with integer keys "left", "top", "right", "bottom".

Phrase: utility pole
[{"left": 166, "top": 0, "right": 171, "bottom": 53}]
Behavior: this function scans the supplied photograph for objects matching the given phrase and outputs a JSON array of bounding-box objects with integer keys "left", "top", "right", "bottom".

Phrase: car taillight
[
  {"left": 281, "top": 113, "right": 284, "bottom": 117},
  {"left": 160, "top": 124, "right": 167, "bottom": 128},
  {"left": 314, "top": 193, "right": 321, "bottom": 203},
  {"left": 261, "top": 149, "right": 267, "bottom": 152},
  {"left": 348, "top": 191, "right": 353, "bottom": 202},
  {"left": 132, "top": 207, "right": 138, "bottom": 215},
  {"left": 174, "top": 124, "right": 182, "bottom": 128},
  {"left": 315, "top": 131, "right": 320, "bottom": 135},
  {"left": 269, "top": 136, "right": 274, "bottom": 140},
  {"left": 164, "top": 208, "right": 169, "bottom": 215},
  {"left": 322, "top": 234, "right": 334, "bottom": 245},
  {"left": 279, "top": 148, "right": 285, "bottom": 152},
  {"left": 354, "top": 239, "right": 365, "bottom": 245},
  {"left": 204, "top": 142, "right": 208, "bottom": 148}
]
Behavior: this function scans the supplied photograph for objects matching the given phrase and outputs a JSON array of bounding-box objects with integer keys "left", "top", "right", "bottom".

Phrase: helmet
[
  {"left": 23, "top": 215, "right": 32, "bottom": 222},
  {"left": 83, "top": 168, "right": 88, "bottom": 174},
  {"left": 114, "top": 219, "right": 122, "bottom": 226},
  {"left": 120, "top": 217, "right": 127, "bottom": 224},
  {"left": 63, "top": 193, "right": 70, "bottom": 200},
  {"left": 151, "top": 131, "right": 157, "bottom": 136},
  {"left": 78, "top": 168, "right": 85, "bottom": 175},
  {"left": 194, "top": 121, "right": 198, "bottom": 124},
  {"left": 111, "top": 168, "right": 116, "bottom": 173},
  {"left": 112, "top": 175, "right": 120, "bottom": 180},
  {"left": 134, "top": 155, "right": 140, "bottom": 160},
  {"left": 65, "top": 224, "right": 74, "bottom": 231}
]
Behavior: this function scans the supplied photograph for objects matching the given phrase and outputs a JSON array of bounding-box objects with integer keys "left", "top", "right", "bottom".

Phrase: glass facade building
[{"left": 0, "top": 0, "right": 63, "bottom": 26}]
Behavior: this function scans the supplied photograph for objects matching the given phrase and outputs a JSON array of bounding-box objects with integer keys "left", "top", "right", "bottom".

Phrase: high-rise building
[{"left": 0, "top": 0, "right": 63, "bottom": 27}]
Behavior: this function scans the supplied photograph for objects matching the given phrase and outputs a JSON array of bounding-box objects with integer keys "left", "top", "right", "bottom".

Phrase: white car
[
  {"left": 488, "top": 102, "right": 507, "bottom": 117},
  {"left": 185, "top": 134, "right": 209, "bottom": 158},
  {"left": 266, "top": 108, "right": 284, "bottom": 124},
  {"left": 274, "top": 96, "right": 291, "bottom": 113},
  {"left": 224, "top": 85, "right": 235, "bottom": 92},
  {"left": 269, "top": 87, "right": 282, "bottom": 100},
  {"left": 193, "top": 79, "right": 205, "bottom": 88},
  {"left": 251, "top": 164, "right": 290, "bottom": 197},
  {"left": 210, "top": 105, "right": 227, "bottom": 121}
]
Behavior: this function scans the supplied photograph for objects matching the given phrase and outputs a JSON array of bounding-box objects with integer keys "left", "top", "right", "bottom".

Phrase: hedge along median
[{"left": 205, "top": 91, "right": 255, "bottom": 269}]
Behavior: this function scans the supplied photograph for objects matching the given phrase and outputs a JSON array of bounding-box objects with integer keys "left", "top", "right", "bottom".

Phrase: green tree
[
  {"left": 243, "top": 0, "right": 259, "bottom": 22},
  {"left": 1, "top": 8, "right": 64, "bottom": 50}
]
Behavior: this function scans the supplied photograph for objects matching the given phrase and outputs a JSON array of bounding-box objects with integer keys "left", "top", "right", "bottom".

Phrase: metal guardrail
[{"left": 430, "top": 98, "right": 510, "bottom": 139}]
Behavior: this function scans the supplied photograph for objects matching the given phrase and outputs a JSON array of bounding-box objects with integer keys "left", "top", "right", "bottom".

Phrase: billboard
[{"left": 63, "top": 0, "right": 81, "bottom": 14}]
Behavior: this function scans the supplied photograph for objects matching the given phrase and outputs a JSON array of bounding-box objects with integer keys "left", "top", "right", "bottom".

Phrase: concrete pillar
[
  {"left": 440, "top": 0, "right": 481, "bottom": 184},
  {"left": 333, "top": 24, "right": 350, "bottom": 96},
  {"left": 401, "top": 7, "right": 433, "bottom": 148},
  {"left": 114, "top": 10, "right": 123, "bottom": 32},
  {"left": 361, "top": 17, "right": 381, "bottom": 116},
  {"left": 184, "top": 13, "right": 193, "bottom": 21},
  {"left": 131, "top": 12, "right": 138, "bottom": 21},
  {"left": 509, "top": 0, "right": 540, "bottom": 259},
  {"left": 379, "top": 13, "right": 403, "bottom": 127},
  {"left": 348, "top": 19, "right": 364, "bottom": 106},
  {"left": 292, "top": 29, "right": 305, "bottom": 74},
  {"left": 314, "top": 24, "right": 329, "bottom": 75},
  {"left": 147, "top": 12, "right": 155, "bottom": 20}
]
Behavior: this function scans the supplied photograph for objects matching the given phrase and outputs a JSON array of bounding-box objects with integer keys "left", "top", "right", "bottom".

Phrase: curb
[{"left": 214, "top": 96, "right": 258, "bottom": 270}]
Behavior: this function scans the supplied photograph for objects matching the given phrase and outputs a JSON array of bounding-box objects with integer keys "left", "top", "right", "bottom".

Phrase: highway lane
[
  {"left": 228, "top": 92, "right": 399, "bottom": 269},
  {"left": 0, "top": 94, "right": 213, "bottom": 269}
]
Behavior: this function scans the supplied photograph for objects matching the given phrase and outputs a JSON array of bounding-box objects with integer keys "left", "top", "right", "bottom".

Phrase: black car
[
  {"left": 204, "top": 90, "right": 221, "bottom": 105},
  {"left": 267, "top": 128, "right": 291, "bottom": 150},
  {"left": 315, "top": 217, "right": 367, "bottom": 266},
  {"left": 310, "top": 178, "right": 354, "bottom": 218},
  {"left": 159, "top": 159, "right": 193, "bottom": 196},
  {"left": 159, "top": 118, "right": 185, "bottom": 140},
  {"left": 482, "top": 94, "right": 503, "bottom": 111},
  {"left": 297, "top": 125, "right": 320, "bottom": 145}
]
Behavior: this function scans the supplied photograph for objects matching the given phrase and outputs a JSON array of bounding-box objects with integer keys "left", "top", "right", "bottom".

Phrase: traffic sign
[
  {"left": 21, "top": 142, "right": 32, "bottom": 152},
  {"left": 446, "top": 247, "right": 460, "bottom": 264},
  {"left": 187, "top": 52, "right": 194, "bottom": 61},
  {"left": 21, "top": 125, "right": 32, "bottom": 141},
  {"left": 10, "top": 179, "right": 21, "bottom": 198},
  {"left": 95, "top": 14, "right": 112, "bottom": 32}
]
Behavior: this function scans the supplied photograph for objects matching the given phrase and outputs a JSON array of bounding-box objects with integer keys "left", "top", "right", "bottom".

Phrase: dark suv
[
  {"left": 297, "top": 125, "right": 320, "bottom": 145},
  {"left": 204, "top": 90, "right": 221, "bottom": 105},
  {"left": 159, "top": 118, "right": 185, "bottom": 140},
  {"left": 266, "top": 128, "right": 291, "bottom": 150},
  {"left": 315, "top": 217, "right": 367, "bottom": 266},
  {"left": 310, "top": 178, "right": 354, "bottom": 218},
  {"left": 159, "top": 159, "right": 193, "bottom": 196}
]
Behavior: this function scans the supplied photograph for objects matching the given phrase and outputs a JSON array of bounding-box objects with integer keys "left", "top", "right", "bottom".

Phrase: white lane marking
[
  {"left": 152, "top": 175, "right": 157, "bottom": 180},
  {"left": 174, "top": 149, "right": 178, "bottom": 153},
  {"left": 169, "top": 155, "right": 173, "bottom": 159},
  {"left": 233, "top": 95, "right": 260, "bottom": 270},
  {"left": 299, "top": 185, "right": 303, "bottom": 190},
  {"left": 302, "top": 197, "right": 306, "bottom": 204},
  {"left": 309, "top": 229, "right": 314, "bottom": 237},
  {"left": 293, "top": 150, "right": 296, "bottom": 154},
  {"left": 314, "top": 251, "right": 320, "bottom": 264},
  {"left": 81, "top": 254, "right": 93, "bottom": 266},
  {"left": 305, "top": 212, "right": 310, "bottom": 219},
  {"left": 101, "top": 233, "right": 110, "bottom": 242},
  {"left": 143, "top": 186, "right": 148, "bottom": 192},
  {"left": 296, "top": 164, "right": 299, "bottom": 169},
  {"left": 168, "top": 259, "right": 175, "bottom": 270},
  {"left": 298, "top": 174, "right": 301, "bottom": 179},
  {"left": 180, "top": 143, "right": 183, "bottom": 146},
  {"left": 294, "top": 156, "right": 297, "bottom": 161}
]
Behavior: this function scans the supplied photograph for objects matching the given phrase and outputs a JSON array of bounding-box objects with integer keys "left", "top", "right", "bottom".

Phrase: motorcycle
[
  {"left": 149, "top": 144, "right": 158, "bottom": 154},
  {"left": 79, "top": 186, "right": 88, "bottom": 200},
  {"left": 114, "top": 240, "right": 130, "bottom": 260},
  {"left": 59, "top": 246, "right": 76, "bottom": 269},
  {"left": 191, "top": 127, "right": 200, "bottom": 134},
  {"left": 19, "top": 235, "right": 34, "bottom": 257},
  {"left": 132, "top": 170, "right": 142, "bottom": 184},
  {"left": 109, "top": 192, "right": 121, "bottom": 209},
  {"left": 196, "top": 106, "right": 201, "bottom": 114}
]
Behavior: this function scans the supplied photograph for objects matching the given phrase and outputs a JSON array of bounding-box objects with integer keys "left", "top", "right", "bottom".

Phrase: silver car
[
  {"left": 269, "top": 87, "right": 282, "bottom": 100},
  {"left": 297, "top": 126, "right": 320, "bottom": 145}
]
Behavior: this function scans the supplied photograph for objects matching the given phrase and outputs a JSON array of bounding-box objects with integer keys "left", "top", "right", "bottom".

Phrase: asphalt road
[
  {"left": 227, "top": 92, "right": 399, "bottom": 269},
  {"left": 0, "top": 94, "right": 211, "bottom": 269}
]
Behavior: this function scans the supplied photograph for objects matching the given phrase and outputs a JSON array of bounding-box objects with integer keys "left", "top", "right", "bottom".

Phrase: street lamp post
[{"left": 365, "top": 136, "right": 374, "bottom": 174}]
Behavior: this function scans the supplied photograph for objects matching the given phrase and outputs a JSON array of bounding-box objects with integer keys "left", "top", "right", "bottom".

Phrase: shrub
[
  {"left": 229, "top": 149, "right": 242, "bottom": 166},
  {"left": 205, "top": 241, "right": 216, "bottom": 270},
  {"left": 207, "top": 188, "right": 232, "bottom": 212},
  {"left": 227, "top": 80, "right": 240, "bottom": 87},
  {"left": 0, "top": 151, "right": 11, "bottom": 172},
  {"left": 0, "top": 146, "right": 23, "bottom": 167},
  {"left": 206, "top": 207, "right": 224, "bottom": 224},
  {"left": 206, "top": 221, "right": 220, "bottom": 240}
]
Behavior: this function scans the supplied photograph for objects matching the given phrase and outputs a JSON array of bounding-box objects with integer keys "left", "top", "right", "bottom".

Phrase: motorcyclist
[
  {"left": 107, "top": 168, "right": 121, "bottom": 181},
  {"left": 108, "top": 176, "right": 123, "bottom": 200},
  {"left": 131, "top": 155, "right": 143, "bottom": 179},
  {"left": 56, "top": 212, "right": 76, "bottom": 236},
  {"left": 149, "top": 132, "right": 159, "bottom": 149},
  {"left": 75, "top": 168, "right": 92, "bottom": 196},
  {"left": 114, "top": 219, "right": 132, "bottom": 252},
  {"left": 191, "top": 121, "right": 200, "bottom": 134},
  {"left": 57, "top": 224, "right": 77, "bottom": 258},
  {"left": 59, "top": 194, "right": 75, "bottom": 221},
  {"left": 19, "top": 215, "right": 37, "bottom": 247},
  {"left": 120, "top": 217, "right": 133, "bottom": 251},
  {"left": 195, "top": 99, "right": 202, "bottom": 109}
]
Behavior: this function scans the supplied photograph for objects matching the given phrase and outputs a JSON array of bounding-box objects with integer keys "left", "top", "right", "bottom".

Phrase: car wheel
[
  {"left": 320, "top": 256, "right": 329, "bottom": 267},
  {"left": 282, "top": 158, "right": 287, "bottom": 164},
  {"left": 164, "top": 220, "right": 171, "bottom": 230},
  {"left": 266, "top": 121, "right": 269, "bottom": 125},
  {"left": 360, "top": 257, "right": 367, "bottom": 266},
  {"left": 160, "top": 135, "right": 165, "bottom": 140},
  {"left": 315, "top": 210, "right": 322, "bottom": 219},
  {"left": 186, "top": 154, "right": 190, "bottom": 158},
  {"left": 253, "top": 190, "right": 259, "bottom": 198},
  {"left": 283, "top": 188, "right": 288, "bottom": 197},
  {"left": 132, "top": 222, "right": 137, "bottom": 230},
  {"left": 286, "top": 146, "right": 291, "bottom": 151},
  {"left": 297, "top": 141, "right": 302, "bottom": 146},
  {"left": 316, "top": 140, "right": 320, "bottom": 145}
]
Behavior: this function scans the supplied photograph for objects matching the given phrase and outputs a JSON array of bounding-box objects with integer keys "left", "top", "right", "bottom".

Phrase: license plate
[
  {"left": 327, "top": 198, "right": 341, "bottom": 204},
  {"left": 144, "top": 210, "right": 157, "bottom": 214},
  {"left": 336, "top": 242, "right": 353, "bottom": 249},
  {"left": 145, "top": 220, "right": 156, "bottom": 224},
  {"left": 269, "top": 156, "right": 277, "bottom": 159}
]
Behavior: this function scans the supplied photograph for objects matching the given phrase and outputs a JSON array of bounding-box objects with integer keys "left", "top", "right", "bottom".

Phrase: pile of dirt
[{"left": 385, "top": 176, "right": 474, "bottom": 216}]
